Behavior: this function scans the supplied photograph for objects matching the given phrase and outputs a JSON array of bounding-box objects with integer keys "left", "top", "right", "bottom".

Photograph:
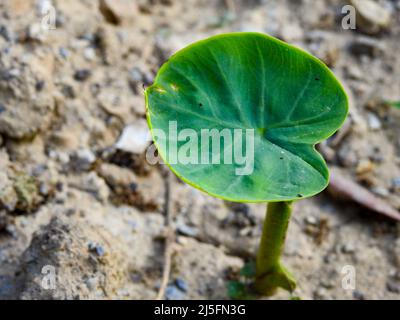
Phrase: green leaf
[
  {"left": 145, "top": 32, "right": 348, "bottom": 202},
  {"left": 387, "top": 101, "right": 400, "bottom": 109}
]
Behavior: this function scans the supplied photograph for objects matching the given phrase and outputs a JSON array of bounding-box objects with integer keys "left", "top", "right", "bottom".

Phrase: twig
[
  {"left": 328, "top": 167, "right": 400, "bottom": 222},
  {"left": 156, "top": 169, "right": 175, "bottom": 300},
  {"left": 329, "top": 118, "right": 352, "bottom": 148}
]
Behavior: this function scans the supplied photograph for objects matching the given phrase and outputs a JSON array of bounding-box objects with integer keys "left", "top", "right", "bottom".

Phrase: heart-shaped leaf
[{"left": 145, "top": 33, "right": 348, "bottom": 202}]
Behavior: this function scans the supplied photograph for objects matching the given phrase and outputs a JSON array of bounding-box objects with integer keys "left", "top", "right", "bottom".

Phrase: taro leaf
[{"left": 145, "top": 33, "right": 348, "bottom": 202}]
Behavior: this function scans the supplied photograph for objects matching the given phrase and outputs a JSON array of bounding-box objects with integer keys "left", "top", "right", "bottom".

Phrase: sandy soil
[{"left": 0, "top": 0, "right": 399, "bottom": 300}]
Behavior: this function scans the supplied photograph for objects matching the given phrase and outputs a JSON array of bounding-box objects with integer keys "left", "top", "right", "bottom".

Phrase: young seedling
[{"left": 145, "top": 33, "right": 348, "bottom": 296}]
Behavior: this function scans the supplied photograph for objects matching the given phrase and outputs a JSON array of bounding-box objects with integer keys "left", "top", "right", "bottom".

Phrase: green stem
[{"left": 255, "top": 201, "right": 296, "bottom": 296}]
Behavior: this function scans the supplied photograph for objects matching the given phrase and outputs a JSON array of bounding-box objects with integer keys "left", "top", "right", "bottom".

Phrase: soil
[{"left": 0, "top": 0, "right": 399, "bottom": 300}]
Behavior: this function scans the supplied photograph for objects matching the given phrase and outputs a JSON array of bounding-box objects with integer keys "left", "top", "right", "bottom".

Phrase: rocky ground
[{"left": 0, "top": 0, "right": 399, "bottom": 300}]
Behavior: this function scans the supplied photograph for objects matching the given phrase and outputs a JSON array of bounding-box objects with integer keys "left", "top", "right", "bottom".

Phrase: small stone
[
  {"left": 387, "top": 281, "right": 400, "bottom": 294},
  {"left": 314, "top": 288, "right": 328, "bottom": 299},
  {"left": 39, "top": 182, "right": 49, "bottom": 196},
  {"left": 88, "top": 242, "right": 105, "bottom": 257},
  {"left": 27, "top": 23, "right": 47, "bottom": 42},
  {"left": 305, "top": 216, "right": 318, "bottom": 225},
  {"left": 165, "top": 285, "right": 185, "bottom": 300},
  {"left": 115, "top": 120, "right": 150, "bottom": 154},
  {"left": 367, "top": 113, "right": 382, "bottom": 130},
  {"left": 345, "top": 65, "right": 363, "bottom": 80},
  {"left": 49, "top": 150, "right": 70, "bottom": 164},
  {"left": 83, "top": 47, "right": 96, "bottom": 61},
  {"left": 0, "top": 25, "right": 11, "bottom": 41},
  {"left": 76, "top": 172, "right": 110, "bottom": 202},
  {"left": 177, "top": 223, "right": 199, "bottom": 237},
  {"left": 129, "top": 67, "right": 143, "bottom": 82},
  {"left": 239, "top": 227, "right": 252, "bottom": 237},
  {"left": 342, "top": 243, "right": 355, "bottom": 254},
  {"left": 59, "top": 47, "right": 70, "bottom": 59},
  {"left": 6, "top": 68, "right": 20, "bottom": 78},
  {"left": 391, "top": 178, "right": 400, "bottom": 190},
  {"left": 70, "top": 149, "right": 96, "bottom": 171},
  {"left": 350, "top": 0, "right": 391, "bottom": 34},
  {"left": 174, "top": 278, "right": 188, "bottom": 292},
  {"left": 353, "top": 290, "right": 365, "bottom": 300},
  {"left": 85, "top": 277, "right": 98, "bottom": 291},
  {"left": 356, "top": 159, "right": 375, "bottom": 175},
  {"left": 35, "top": 80, "right": 45, "bottom": 91},
  {"left": 96, "top": 163, "right": 137, "bottom": 187},
  {"left": 74, "top": 69, "right": 91, "bottom": 82}
]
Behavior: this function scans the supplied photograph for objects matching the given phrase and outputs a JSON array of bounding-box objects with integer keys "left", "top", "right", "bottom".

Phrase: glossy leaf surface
[{"left": 145, "top": 33, "right": 348, "bottom": 202}]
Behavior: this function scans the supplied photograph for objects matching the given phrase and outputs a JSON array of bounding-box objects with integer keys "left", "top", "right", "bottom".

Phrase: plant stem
[{"left": 255, "top": 201, "right": 296, "bottom": 296}]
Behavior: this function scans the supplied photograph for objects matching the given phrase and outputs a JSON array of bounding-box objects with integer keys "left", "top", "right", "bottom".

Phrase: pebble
[
  {"left": 367, "top": 113, "right": 382, "bottom": 130},
  {"left": 391, "top": 178, "right": 400, "bottom": 190},
  {"left": 85, "top": 277, "right": 98, "bottom": 291},
  {"left": 129, "top": 67, "right": 143, "bottom": 82},
  {"left": 314, "top": 288, "right": 328, "bottom": 299},
  {"left": 48, "top": 150, "right": 70, "bottom": 164},
  {"left": 386, "top": 281, "right": 400, "bottom": 294},
  {"left": 353, "top": 290, "right": 365, "bottom": 300},
  {"left": 79, "top": 172, "right": 110, "bottom": 202},
  {"left": 74, "top": 69, "right": 92, "bottom": 82},
  {"left": 39, "top": 182, "right": 49, "bottom": 196},
  {"left": 6, "top": 68, "right": 20, "bottom": 78},
  {"left": 79, "top": 33, "right": 96, "bottom": 43},
  {"left": 177, "top": 223, "right": 199, "bottom": 237},
  {"left": 345, "top": 64, "right": 363, "bottom": 80},
  {"left": 0, "top": 25, "right": 11, "bottom": 41},
  {"left": 350, "top": 0, "right": 391, "bottom": 34},
  {"left": 27, "top": 23, "right": 47, "bottom": 42},
  {"left": 165, "top": 285, "right": 186, "bottom": 300},
  {"left": 35, "top": 80, "right": 45, "bottom": 92},
  {"left": 70, "top": 149, "right": 96, "bottom": 171},
  {"left": 88, "top": 242, "right": 105, "bottom": 257},
  {"left": 115, "top": 120, "right": 150, "bottom": 154},
  {"left": 342, "top": 243, "right": 356, "bottom": 254},
  {"left": 356, "top": 159, "right": 375, "bottom": 175},
  {"left": 59, "top": 47, "right": 70, "bottom": 59},
  {"left": 305, "top": 216, "right": 318, "bottom": 226},
  {"left": 174, "top": 278, "right": 188, "bottom": 292},
  {"left": 83, "top": 47, "right": 96, "bottom": 61}
]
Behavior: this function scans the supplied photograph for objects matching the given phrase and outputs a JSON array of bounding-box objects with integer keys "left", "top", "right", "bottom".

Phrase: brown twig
[
  {"left": 156, "top": 169, "right": 175, "bottom": 300},
  {"left": 329, "top": 118, "right": 352, "bottom": 148},
  {"left": 328, "top": 167, "right": 400, "bottom": 222}
]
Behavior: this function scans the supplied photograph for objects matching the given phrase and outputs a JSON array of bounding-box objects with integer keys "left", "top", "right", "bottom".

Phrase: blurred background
[{"left": 0, "top": 0, "right": 399, "bottom": 300}]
